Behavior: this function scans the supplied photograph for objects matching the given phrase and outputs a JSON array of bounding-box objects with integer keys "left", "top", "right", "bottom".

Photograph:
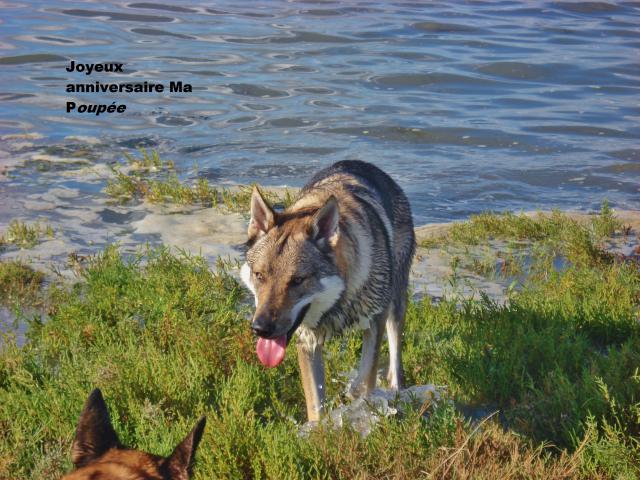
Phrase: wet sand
[{"left": 3, "top": 178, "right": 638, "bottom": 305}]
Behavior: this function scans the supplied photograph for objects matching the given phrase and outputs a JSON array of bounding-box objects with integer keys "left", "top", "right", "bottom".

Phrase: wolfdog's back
[{"left": 300, "top": 159, "right": 415, "bottom": 278}]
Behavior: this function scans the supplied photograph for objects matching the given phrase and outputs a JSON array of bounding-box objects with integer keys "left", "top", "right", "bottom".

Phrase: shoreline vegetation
[
  {"left": 105, "top": 149, "right": 296, "bottom": 212},
  {"left": 0, "top": 220, "right": 54, "bottom": 251},
  {"left": 1, "top": 153, "right": 639, "bottom": 478}
]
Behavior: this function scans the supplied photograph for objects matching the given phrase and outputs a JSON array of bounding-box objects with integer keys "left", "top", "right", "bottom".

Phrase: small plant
[
  {"left": 123, "top": 148, "right": 174, "bottom": 172},
  {"left": 0, "top": 220, "right": 54, "bottom": 249},
  {"left": 0, "top": 260, "right": 44, "bottom": 305},
  {"left": 591, "top": 200, "right": 620, "bottom": 240}
]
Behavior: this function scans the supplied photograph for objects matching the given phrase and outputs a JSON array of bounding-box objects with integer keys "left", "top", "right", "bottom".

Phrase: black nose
[{"left": 252, "top": 316, "right": 275, "bottom": 338}]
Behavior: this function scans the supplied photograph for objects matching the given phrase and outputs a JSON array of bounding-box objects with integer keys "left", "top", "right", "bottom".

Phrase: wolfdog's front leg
[{"left": 296, "top": 341, "right": 325, "bottom": 422}]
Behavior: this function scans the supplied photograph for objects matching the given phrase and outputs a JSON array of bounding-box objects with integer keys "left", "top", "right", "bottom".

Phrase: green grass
[
  {"left": 0, "top": 220, "right": 54, "bottom": 250},
  {"left": 422, "top": 202, "right": 621, "bottom": 249},
  {"left": 422, "top": 203, "right": 626, "bottom": 283},
  {"left": 448, "top": 202, "right": 620, "bottom": 245},
  {"left": 1, "top": 208, "right": 639, "bottom": 478},
  {"left": 106, "top": 149, "right": 296, "bottom": 212}
]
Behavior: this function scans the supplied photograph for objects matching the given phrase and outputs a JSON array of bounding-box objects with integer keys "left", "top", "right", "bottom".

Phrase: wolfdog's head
[
  {"left": 62, "top": 389, "right": 206, "bottom": 480},
  {"left": 241, "top": 187, "right": 345, "bottom": 367}
]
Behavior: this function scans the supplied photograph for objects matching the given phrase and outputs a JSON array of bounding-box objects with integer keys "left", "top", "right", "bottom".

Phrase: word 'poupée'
[{"left": 66, "top": 101, "right": 126, "bottom": 115}]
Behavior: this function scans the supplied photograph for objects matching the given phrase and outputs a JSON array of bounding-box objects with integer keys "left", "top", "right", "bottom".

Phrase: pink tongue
[{"left": 256, "top": 335, "right": 287, "bottom": 368}]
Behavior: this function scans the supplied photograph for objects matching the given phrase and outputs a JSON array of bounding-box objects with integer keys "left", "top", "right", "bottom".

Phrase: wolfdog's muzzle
[{"left": 254, "top": 304, "right": 310, "bottom": 367}]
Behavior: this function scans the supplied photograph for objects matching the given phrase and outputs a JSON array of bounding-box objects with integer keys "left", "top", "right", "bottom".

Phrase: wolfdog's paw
[
  {"left": 298, "top": 420, "right": 320, "bottom": 437},
  {"left": 347, "top": 381, "right": 368, "bottom": 401},
  {"left": 386, "top": 371, "right": 402, "bottom": 391}
]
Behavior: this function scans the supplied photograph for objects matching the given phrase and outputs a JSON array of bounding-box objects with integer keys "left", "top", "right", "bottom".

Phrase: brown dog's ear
[
  {"left": 309, "top": 195, "right": 339, "bottom": 250},
  {"left": 167, "top": 416, "right": 207, "bottom": 478},
  {"left": 248, "top": 186, "right": 275, "bottom": 242},
  {"left": 71, "top": 388, "right": 121, "bottom": 468}
]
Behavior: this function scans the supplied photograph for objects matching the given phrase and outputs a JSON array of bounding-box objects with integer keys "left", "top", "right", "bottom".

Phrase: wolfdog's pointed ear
[
  {"left": 249, "top": 186, "right": 275, "bottom": 241},
  {"left": 71, "top": 388, "right": 121, "bottom": 468},
  {"left": 310, "top": 195, "right": 339, "bottom": 250},
  {"left": 167, "top": 416, "right": 206, "bottom": 477}
]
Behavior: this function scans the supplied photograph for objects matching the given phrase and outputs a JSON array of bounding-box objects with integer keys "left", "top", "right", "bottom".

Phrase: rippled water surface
[{"left": 1, "top": 0, "right": 640, "bottom": 224}]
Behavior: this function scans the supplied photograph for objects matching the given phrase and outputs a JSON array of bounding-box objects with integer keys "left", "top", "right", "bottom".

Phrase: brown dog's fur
[{"left": 62, "top": 389, "right": 205, "bottom": 480}]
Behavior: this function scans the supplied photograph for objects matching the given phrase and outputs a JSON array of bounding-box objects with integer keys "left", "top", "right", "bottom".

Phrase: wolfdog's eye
[
  {"left": 291, "top": 276, "right": 304, "bottom": 286},
  {"left": 254, "top": 271, "right": 264, "bottom": 281}
]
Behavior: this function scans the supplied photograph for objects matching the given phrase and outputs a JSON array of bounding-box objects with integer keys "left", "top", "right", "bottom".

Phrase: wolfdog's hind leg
[
  {"left": 349, "top": 313, "right": 385, "bottom": 400},
  {"left": 386, "top": 295, "right": 406, "bottom": 390}
]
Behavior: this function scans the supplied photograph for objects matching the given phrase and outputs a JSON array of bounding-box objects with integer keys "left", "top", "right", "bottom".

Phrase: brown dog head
[{"left": 62, "top": 389, "right": 206, "bottom": 480}]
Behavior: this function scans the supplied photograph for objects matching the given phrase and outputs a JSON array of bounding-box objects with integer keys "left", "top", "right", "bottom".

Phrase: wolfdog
[
  {"left": 241, "top": 160, "right": 415, "bottom": 421},
  {"left": 62, "top": 389, "right": 206, "bottom": 480}
]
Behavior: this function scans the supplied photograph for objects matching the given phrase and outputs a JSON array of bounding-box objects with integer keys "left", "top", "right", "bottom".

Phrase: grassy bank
[{"left": 0, "top": 208, "right": 639, "bottom": 479}]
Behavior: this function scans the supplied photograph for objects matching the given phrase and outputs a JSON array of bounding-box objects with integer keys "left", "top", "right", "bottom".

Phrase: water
[{"left": 1, "top": 1, "right": 639, "bottom": 227}]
